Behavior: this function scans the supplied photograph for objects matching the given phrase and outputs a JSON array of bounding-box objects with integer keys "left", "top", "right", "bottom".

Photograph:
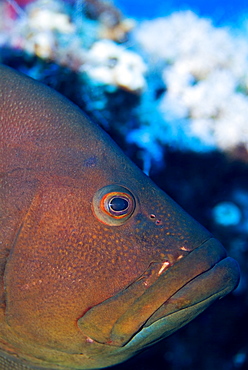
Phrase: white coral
[
  {"left": 135, "top": 11, "right": 248, "bottom": 152},
  {"left": 28, "top": 8, "right": 75, "bottom": 33},
  {"left": 83, "top": 39, "right": 147, "bottom": 92}
]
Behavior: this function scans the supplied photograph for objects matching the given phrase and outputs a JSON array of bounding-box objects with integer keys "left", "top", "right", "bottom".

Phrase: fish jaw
[{"left": 77, "top": 237, "right": 240, "bottom": 348}]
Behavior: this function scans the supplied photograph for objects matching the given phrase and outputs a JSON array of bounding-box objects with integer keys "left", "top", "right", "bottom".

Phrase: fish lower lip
[{"left": 78, "top": 238, "right": 239, "bottom": 347}]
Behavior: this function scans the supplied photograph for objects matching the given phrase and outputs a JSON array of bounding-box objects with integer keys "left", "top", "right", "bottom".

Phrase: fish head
[
  {"left": 0, "top": 65, "right": 240, "bottom": 369},
  {"left": 4, "top": 171, "right": 239, "bottom": 369}
]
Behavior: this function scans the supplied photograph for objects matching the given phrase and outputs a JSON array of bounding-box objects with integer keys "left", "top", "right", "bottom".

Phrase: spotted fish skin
[{"left": 0, "top": 65, "right": 240, "bottom": 369}]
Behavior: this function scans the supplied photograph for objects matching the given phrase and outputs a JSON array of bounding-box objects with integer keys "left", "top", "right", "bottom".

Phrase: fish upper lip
[{"left": 77, "top": 238, "right": 239, "bottom": 347}]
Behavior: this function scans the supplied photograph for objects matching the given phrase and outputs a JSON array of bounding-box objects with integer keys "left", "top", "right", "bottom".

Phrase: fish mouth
[
  {"left": 77, "top": 238, "right": 240, "bottom": 348},
  {"left": 143, "top": 255, "right": 238, "bottom": 328}
]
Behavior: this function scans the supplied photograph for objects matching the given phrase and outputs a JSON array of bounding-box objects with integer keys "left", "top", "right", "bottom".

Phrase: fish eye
[
  {"left": 108, "top": 196, "right": 129, "bottom": 215},
  {"left": 92, "top": 185, "right": 136, "bottom": 226}
]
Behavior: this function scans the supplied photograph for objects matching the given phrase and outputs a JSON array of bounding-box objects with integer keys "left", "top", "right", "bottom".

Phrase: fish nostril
[{"left": 149, "top": 214, "right": 162, "bottom": 225}]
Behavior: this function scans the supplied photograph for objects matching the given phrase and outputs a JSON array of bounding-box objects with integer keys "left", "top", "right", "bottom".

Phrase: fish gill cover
[{"left": 0, "top": 1, "right": 247, "bottom": 369}]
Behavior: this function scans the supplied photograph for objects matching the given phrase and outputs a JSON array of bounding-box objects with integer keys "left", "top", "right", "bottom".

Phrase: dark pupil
[{"left": 109, "top": 197, "right": 129, "bottom": 212}]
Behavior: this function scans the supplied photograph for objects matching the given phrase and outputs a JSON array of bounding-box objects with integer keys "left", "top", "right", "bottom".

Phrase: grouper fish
[{"left": 0, "top": 64, "right": 240, "bottom": 369}]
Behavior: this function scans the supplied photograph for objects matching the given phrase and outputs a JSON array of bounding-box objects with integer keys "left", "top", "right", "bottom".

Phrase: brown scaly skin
[{"left": 0, "top": 65, "right": 240, "bottom": 369}]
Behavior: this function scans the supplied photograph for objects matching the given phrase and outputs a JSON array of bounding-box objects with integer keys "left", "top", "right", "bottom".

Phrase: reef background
[{"left": 0, "top": 1, "right": 248, "bottom": 369}]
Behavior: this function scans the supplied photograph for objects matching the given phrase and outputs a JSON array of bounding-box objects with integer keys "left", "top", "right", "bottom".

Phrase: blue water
[{"left": 115, "top": 0, "right": 248, "bottom": 25}]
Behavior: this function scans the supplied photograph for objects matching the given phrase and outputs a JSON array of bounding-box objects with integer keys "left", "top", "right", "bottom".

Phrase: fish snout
[{"left": 77, "top": 238, "right": 240, "bottom": 348}]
